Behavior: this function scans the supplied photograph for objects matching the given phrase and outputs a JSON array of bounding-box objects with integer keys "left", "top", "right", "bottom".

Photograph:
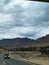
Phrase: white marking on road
[
  {"left": 3, "top": 61, "right": 5, "bottom": 65},
  {"left": 1, "top": 59, "right": 6, "bottom": 65}
]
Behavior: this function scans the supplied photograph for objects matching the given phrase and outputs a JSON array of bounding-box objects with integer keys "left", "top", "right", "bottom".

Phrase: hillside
[{"left": 0, "top": 34, "right": 49, "bottom": 49}]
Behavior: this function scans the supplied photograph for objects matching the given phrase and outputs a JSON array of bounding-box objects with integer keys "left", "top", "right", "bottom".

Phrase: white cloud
[
  {"left": 0, "top": 13, "right": 12, "bottom": 22},
  {"left": 0, "top": 0, "right": 49, "bottom": 39},
  {"left": 3, "top": 0, "right": 31, "bottom": 11}
]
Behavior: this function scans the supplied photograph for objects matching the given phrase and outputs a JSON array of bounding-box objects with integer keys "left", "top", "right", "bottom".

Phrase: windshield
[{"left": 0, "top": 0, "right": 49, "bottom": 65}]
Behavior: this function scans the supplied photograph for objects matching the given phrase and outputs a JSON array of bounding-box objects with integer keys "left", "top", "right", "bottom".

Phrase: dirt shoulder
[{"left": 10, "top": 54, "right": 49, "bottom": 65}]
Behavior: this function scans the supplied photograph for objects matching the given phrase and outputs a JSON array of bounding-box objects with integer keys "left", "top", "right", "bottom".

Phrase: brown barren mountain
[{"left": 0, "top": 34, "right": 49, "bottom": 48}]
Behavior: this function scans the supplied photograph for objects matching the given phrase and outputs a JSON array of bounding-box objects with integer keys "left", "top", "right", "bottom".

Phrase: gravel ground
[{"left": 10, "top": 51, "right": 49, "bottom": 65}]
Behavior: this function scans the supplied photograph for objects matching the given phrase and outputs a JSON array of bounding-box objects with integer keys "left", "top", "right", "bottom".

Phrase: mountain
[
  {"left": 0, "top": 34, "right": 49, "bottom": 49},
  {"left": 35, "top": 34, "right": 49, "bottom": 47},
  {"left": 0, "top": 38, "right": 35, "bottom": 49}
]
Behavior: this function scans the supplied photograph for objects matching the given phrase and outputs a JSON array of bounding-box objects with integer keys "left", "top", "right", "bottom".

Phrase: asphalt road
[
  {"left": 0, "top": 59, "right": 32, "bottom": 65},
  {"left": 0, "top": 54, "right": 33, "bottom": 65},
  {"left": 5, "top": 59, "right": 33, "bottom": 65}
]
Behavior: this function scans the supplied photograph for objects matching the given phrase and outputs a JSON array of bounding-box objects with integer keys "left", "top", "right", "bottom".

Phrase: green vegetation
[
  {"left": 39, "top": 47, "right": 49, "bottom": 55},
  {"left": 8, "top": 47, "right": 37, "bottom": 51},
  {"left": 8, "top": 46, "right": 49, "bottom": 56}
]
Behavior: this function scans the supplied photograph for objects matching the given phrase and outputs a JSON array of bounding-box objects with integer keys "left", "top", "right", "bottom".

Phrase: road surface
[
  {"left": 0, "top": 54, "right": 40, "bottom": 65},
  {"left": 0, "top": 53, "right": 33, "bottom": 65},
  {"left": 0, "top": 59, "right": 33, "bottom": 65}
]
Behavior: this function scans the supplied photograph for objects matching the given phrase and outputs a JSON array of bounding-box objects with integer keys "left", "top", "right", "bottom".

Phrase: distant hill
[
  {"left": 35, "top": 34, "right": 49, "bottom": 47},
  {"left": 0, "top": 34, "right": 49, "bottom": 49},
  {"left": 0, "top": 38, "right": 35, "bottom": 49}
]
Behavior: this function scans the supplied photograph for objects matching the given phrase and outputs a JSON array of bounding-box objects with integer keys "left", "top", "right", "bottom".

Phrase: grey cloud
[
  {"left": 3, "top": 5, "right": 25, "bottom": 27},
  {"left": 28, "top": 3, "right": 49, "bottom": 27},
  {"left": 0, "top": 1, "right": 49, "bottom": 39},
  {"left": 20, "top": 32, "right": 39, "bottom": 39},
  {"left": 4, "top": 0, "right": 11, "bottom": 4}
]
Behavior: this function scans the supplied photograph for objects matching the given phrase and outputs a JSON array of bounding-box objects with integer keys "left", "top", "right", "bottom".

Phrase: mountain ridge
[{"left": 0, "top": 34, "right": 49, "bottom": 49}]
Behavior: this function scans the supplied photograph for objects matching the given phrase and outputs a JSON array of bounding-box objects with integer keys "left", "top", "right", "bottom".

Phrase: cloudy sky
[{"left": 0, "top": 0, "right": 49, "bottom": 40}]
